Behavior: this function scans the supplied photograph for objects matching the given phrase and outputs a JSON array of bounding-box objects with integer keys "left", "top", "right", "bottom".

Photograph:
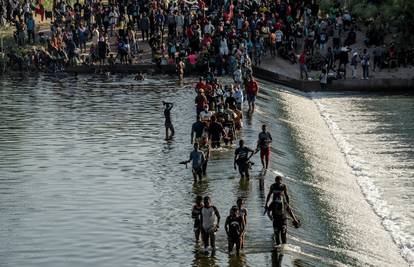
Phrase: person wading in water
[
  {"left": 265, "top": 175, "right": 300, "bottom": 248},
  {"left": 236, "top": 197, "right": 248, "bottom": 249},
  {"left": 163, "top": 101, "right": 174, "bottom": 139},
  {"left": 191, "top": 115, "right": 205, "bottom": 144},
  {"left": 256, "top": 124, "right": 272, "bottom": 170},
  {"left": 234, "top": 139, "right": 255, "bottom": 179},
  {"left": 267, "top": 189, "right": 300, "bottom": 249},
  {"left": 245, "top": 75, "right": 259, "bottom": 113},
  {"left": 200, "top": 196, "right": 220, "bottom": 254},
  {"left": 177, "top": 57, "right": 185, "bottom": 81},
  {"left": 225, "top": 206, "right": 244, "bottom": 255},
  {"left": 185, "top": 143, "right": 205, "bottom": 183},
  {"left": 191, "top": 195, "right": 204, "bottom": 242}
]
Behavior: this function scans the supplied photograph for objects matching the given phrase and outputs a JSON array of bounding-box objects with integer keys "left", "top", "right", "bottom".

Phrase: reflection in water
[
  {"left": 228, "top": 253, "right": 247, "bottom": 267},
  {"left": 271, "top": 251, "right": 283, "bottom": 267}
]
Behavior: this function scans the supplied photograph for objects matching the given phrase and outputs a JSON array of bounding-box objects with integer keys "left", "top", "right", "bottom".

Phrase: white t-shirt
[
  {"left": 200, "top": 110, "right": 213, "bottom": 121},
  {"left": 233, "top": 69, "right": 242, "bottom": 83},
  {"left": 275, "top": 30, "right": 283, "bottom": 42},
  {"left": 201, "top": 206, "right": 217, "bottom": 230},
  {"left": 234, "top": 89, "right": 243, "bottom": 104}
]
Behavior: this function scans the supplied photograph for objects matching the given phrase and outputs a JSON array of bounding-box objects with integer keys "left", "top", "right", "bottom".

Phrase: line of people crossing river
[{"left": 164, "top": 72, "right": 300, "bottom": 256}]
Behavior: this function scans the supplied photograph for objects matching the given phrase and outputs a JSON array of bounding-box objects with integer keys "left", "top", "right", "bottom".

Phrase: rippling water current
[{"left": 0, "top": 74, "right": 411, "bottom": 267}]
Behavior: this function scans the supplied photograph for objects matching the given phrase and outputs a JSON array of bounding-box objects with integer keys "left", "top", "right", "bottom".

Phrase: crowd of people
[
  {"left": 165, "top": 64, "right": 300, "bottom": 255},
  {"left": 1, "top": 0, "right": 412, "bottom": 79}
]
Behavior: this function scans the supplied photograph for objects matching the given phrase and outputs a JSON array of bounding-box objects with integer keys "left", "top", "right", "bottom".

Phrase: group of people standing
[
  {"left": 2, "top": 0, "right": 408, "bottom": 81},
  {"left": 163, "top": 66, "right": 301, "bottom": 255},
  {"left": 191, "top": 175, "right": 300, "bottom": 255}
]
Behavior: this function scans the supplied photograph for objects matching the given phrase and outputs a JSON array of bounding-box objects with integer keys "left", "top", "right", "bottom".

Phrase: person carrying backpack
[{"left": 225, "top": 206, "right": 245, "bottom": 255}]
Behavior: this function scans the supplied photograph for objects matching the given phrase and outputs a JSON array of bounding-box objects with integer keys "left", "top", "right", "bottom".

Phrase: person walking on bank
[
  {"left": 320, "top": 69, "right": 328, "bottom": 89},
  {"left": 191, "top": 195, "right": 204, "bottom": 242},
  {"left": 200, "top": 196, "right": 220, "bottom": 254},
  {"left": 351, "top": 52, "right": 358, "bottom": 79},
  {"left": 26, "top": 14, "right": 35, "bottom": 44},
  {"left": 163, "top": 101, "right": 174, "bottom": 139},
  {"left": 225, "top": 206, "right": 244, "bottom": 255},
  {"left": 234, "top": 139, "right": 255, "bottom": 179},
  {"left": 360, "top": 49, "right": 370, "bottom": 80},
  {"left": 299, "top": 51, "right": 308, "bottom": 80},
  {"left": 256, "top": 124, "right": 272, "bottom": 170}
]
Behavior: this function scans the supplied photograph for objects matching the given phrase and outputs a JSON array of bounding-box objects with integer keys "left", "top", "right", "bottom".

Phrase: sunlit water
[{"left": 0, "top": 74, "right": 409, "bottom": 267}]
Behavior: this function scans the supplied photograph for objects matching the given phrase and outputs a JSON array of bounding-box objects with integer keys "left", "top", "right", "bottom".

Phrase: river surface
[{"left": 0, "top": 74, "right": 411, "bottom": 267}]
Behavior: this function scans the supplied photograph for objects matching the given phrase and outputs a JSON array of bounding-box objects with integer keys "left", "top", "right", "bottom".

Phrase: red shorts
[{"left": 260, "top": 147, "right": 270, "bottom": 159}]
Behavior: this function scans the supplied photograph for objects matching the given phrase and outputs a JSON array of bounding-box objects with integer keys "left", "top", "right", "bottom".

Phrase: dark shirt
[
  {"left": 209, "top": 122, "right": 224, "bottom": 141},
  {"left": 258, "top": 131, "right": 272, "bottom": 149},
  {"left": 225, "top": 96, "right": 237, "bottom": 109},
  {"left": 269, "top": 183, "right": 287, "bottom": 202},
  {"left": 192, "top": 121, "right": 205, "bottom": 138},
  {"left": 226, "top": 215, "right": 244, "bottom": 239},
  {"left": 164, "top": 105, "right": 172, "bottom": 124},
  {"left": 195, "top": 95, "right": 208, "bottom": 110},
  {"left": 235, "top": 146, "right": 254, "bottom": 164},
  {"left": 268, "top": 198, "right": 287, "bottom": 219}
]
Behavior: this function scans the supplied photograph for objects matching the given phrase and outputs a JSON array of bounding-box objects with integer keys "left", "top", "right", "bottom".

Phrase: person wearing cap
[{"left": 225, "top": 206, "right": 244, "bottom": 255}]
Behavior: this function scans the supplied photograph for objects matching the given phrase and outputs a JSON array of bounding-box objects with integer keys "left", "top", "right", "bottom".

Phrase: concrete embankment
[{"left": 253, "top": 66, "right": 414, "bottom": 93}]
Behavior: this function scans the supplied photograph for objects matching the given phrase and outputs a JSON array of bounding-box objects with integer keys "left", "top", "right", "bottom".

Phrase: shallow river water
[{"left": 0, "top": 74, "right": 411, "bottom": 267}]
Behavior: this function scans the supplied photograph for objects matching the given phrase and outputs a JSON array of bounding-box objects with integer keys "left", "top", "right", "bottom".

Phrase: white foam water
[{"left": 310, "top": 93, "right": 414, "bottom": 266}]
